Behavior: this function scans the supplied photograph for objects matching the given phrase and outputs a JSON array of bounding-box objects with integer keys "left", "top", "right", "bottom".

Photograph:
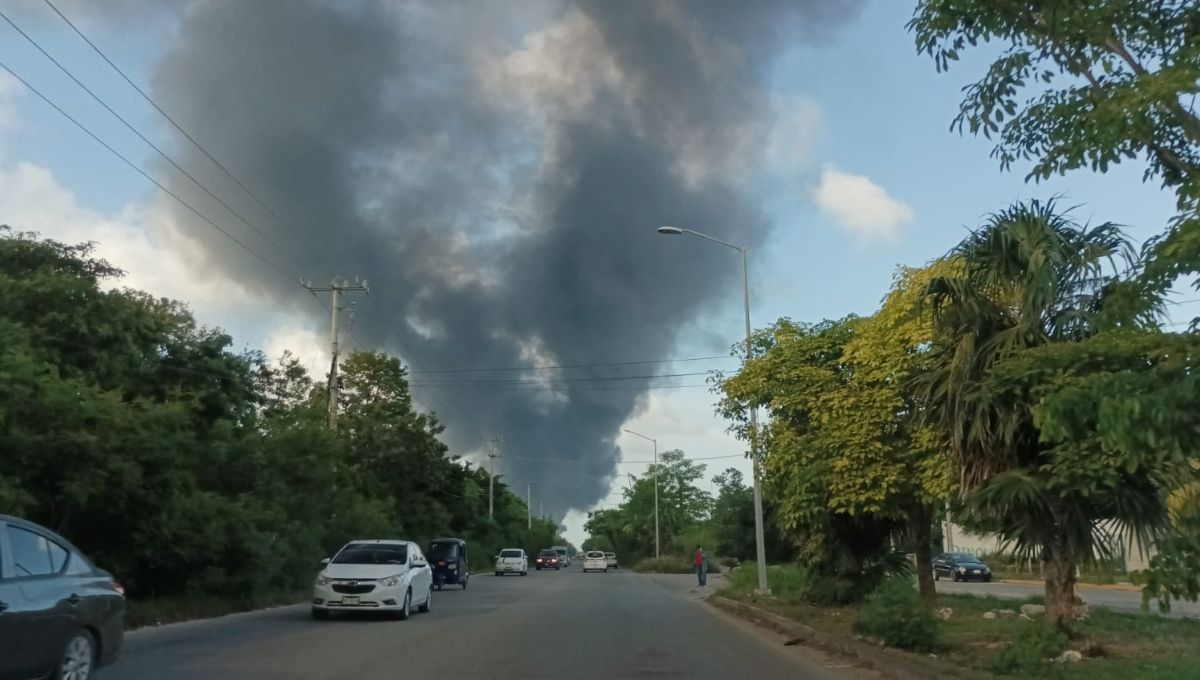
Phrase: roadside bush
[
  {"left": 805, "top": 575, "right": 862, "bottom": 605},
  {"left": 723, "top": 562, "right": 809, "bottom": 600},
  {"left": 989, "top": 621, "right": 1069, "bottom": 675},
  {"left": 854, "top": 577, "right": 941, "bottom": 652},
  {"left": 633, "top": 555, "right": 723, "bottom": 574}
]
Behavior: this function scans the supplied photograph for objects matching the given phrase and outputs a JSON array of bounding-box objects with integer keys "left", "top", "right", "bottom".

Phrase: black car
[
  {"left": 534, "top": 550, "right": 560, "bottom": 570},
  {"left": 933, "top": 552, "right": 993, "bottom": 582},
  {"left": 0, "top": 515, "right": 125, "bottom": 680}
]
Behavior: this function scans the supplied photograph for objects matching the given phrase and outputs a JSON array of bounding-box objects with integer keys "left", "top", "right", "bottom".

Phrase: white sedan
[
  {"left": 495, "top": 548, "right": 528, "bottom": 576},
  {"left": 312, "top": 539, "right": 434, "bottom": 620},
  {"left": 582, "top": 551, "right": 608, "bottom": 572}
]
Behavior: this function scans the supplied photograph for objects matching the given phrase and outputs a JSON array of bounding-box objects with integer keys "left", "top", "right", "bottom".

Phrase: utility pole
[
  {"left": 303, "top": 276, "right": 368, "bottom": 429},
  {"left": 526, "top": 482, "right": 533, "bottom": 530},
  {"left": 486, "top": 436, "right": 502, "bottom": 518}
]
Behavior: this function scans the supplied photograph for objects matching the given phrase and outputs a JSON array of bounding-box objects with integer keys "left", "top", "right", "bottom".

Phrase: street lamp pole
[
  {"left": 657, "top": 225, "right": 770, "bottom": 594},
  {"left": 623, "top": 428, "right": 659, "bottom": 559}
]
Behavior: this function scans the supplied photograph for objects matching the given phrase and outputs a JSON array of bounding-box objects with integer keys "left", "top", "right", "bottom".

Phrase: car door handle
[{"left": 66, "top": 594, "right": 82, "bottom": 606}]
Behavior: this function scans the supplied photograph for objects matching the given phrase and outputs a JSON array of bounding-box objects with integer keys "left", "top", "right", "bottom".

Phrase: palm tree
[{"left": 917, "top": 199, "right": 1167, "bottom": 630}]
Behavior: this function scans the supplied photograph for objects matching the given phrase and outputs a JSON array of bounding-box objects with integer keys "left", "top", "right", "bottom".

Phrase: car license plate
[
  {"left": 342, "top": 596, "right": 359, "bottom": 605},
  {"left": 973, "top": 570, "right": 981, "bottom": 574}
]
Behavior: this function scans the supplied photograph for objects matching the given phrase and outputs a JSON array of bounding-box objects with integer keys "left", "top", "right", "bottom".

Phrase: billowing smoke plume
[{"left": 150, "top": 0, "right": 860, "bottom": 517}]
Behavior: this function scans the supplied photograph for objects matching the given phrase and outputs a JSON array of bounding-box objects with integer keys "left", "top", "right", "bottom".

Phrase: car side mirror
[{"left": 320, "top": 557, "right": 331, "bottom": 566}]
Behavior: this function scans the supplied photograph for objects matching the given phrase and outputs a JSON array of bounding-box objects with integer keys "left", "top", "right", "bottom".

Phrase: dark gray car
[{"left": 0, "top": 515, "right": 125, "bottom": 680}]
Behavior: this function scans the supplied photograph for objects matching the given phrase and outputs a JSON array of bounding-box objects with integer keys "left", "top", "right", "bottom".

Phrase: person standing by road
[{"left": 694, "top": 545, "right": 707, "bottom": 587}]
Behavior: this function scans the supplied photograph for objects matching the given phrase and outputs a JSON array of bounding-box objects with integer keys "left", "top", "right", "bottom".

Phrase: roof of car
[
  {"left": 430, "top": 537, "right": 466, "bottom": 544},
  {"left": 346, "top": 539, "right": 412, "bottom": 546}
]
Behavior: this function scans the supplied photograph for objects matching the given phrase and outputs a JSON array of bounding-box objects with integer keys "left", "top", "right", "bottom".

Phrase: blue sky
[{"left": 0, "top": 0, "right": 1188, "bottom": 544}]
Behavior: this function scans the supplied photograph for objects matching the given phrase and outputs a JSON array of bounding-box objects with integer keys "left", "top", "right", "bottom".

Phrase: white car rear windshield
[
  {"left": 500, "top": 549, "right": 523, "bottom": 558},
  {"left": 586, "top": 551, "right": 605, "bottom": 558}
]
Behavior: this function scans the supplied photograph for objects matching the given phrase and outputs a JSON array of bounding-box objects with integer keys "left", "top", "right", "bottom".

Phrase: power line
[
  {"left": 501, "top": 454, "right": 744, "bottom": 465},
  {"left": 407, "top": 354, "right": 734, "bottom": 375},
  {"left": 407, "top": 371, "right": 716, "bottom": 386},
  {"left": 405, "top": 382, "right": 713, "bottom": 392},
  {"left": 0, "top": 8, "right": 299, "bottom": 267},
  {"left": 40, "top": 0, "right": 301, "bottom": 244},
  {"left": 0, "top": 59, "right": 291, "bottom": 279}
]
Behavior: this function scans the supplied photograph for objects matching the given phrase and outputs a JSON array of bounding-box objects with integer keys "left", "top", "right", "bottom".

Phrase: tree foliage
[
  {"left": 909, "top": 0, "right": 1200, "bottom": 302},
  {"left": 0, "top": 230, "right": 558, "bottom": 600}
]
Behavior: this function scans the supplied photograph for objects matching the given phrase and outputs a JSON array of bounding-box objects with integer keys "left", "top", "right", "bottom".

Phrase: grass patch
[
  {"left": 720, "top": 572, "right": 1200, "bottom": 678},
  {"left": 633, "top": 555, "right": 722, "bottom": 574},
  {"left": 125, "top": 590, "right": 307, "bottom": 630}
]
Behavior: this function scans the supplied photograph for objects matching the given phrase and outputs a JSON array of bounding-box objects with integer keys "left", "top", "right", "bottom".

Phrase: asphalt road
[
  {"left": 935, "top": 579, "right": 1200, "bottom": 618},
  {"left": 109, "top": 568, "right": 879, "bottom": 680}
]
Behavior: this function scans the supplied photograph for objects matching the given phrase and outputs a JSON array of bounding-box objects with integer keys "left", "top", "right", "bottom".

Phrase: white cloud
[
  {"left": 0, "top": 161, "right": 250, "bottom": 311},
  {"left": 263, "top": 324, "right": 330, "bottom": 376},
  {"left": 813, "top": 165, "right": 914, "bottom": 242}
]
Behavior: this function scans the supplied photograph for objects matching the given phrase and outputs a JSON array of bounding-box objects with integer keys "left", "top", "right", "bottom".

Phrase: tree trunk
[
  {"left": 1043, "top": 535, "right": 1079, "bottom": 631},
  {"left": 910, "top": 503, "right": 936, "bottom": 606}
]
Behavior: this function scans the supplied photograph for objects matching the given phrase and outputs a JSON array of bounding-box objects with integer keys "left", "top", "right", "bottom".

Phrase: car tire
[
  {"left": 952, "top": 572, "right": 961, "bottom": 582},
  {"left": 418, "top": 586, "right": 432, "bottom": 613},
  {"left": 934, "top": 570, "right": 940, "bottom": 581},
  {"left": 311, "top": 607, "right": 330, "bottom": 621},
  {"left": 55, "top": 629, "right": 96, "bottom": 680},
  {"left": 495, "top": 571, "right": 503, "bottom": 576},
  {"left": 397, "top": 589, "right": 412, "bottom": 621},
  {"left": 462, "top": 577, "right": 469, "bottom": 589},
  {"left": 520, "top": 571, "right": 527, "bottom": 576}
]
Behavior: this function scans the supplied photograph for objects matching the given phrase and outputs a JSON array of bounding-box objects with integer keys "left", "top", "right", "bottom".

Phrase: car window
[
  {"left": 429, "top": 542, "right": 459, "bottom": 561},
  {"left": 64, "top": 551, "right": 93, "bottom": 575},
  {"left": 500, "top": 549, "right": 523, "bottom": 558},
  {"left": 7, "top": 526, "right": 58, "bottom": 577},
  {"left": 332, "top": 543, "right": 408, "bottom": 565}
]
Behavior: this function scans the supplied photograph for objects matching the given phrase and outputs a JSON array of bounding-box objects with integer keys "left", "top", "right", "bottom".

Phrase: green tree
[
  {"left": 917, "top": 199, "right": 1173, "bottom": 628},
  {"left": 908, "top": 1, "right": 1200, "bottom": 296},
  {"left": 718, "top": 313, "right": 939, "bottom": 601}
]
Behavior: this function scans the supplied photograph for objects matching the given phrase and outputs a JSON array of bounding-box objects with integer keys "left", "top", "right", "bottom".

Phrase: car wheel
[
  {"left": 311, "top": 607, "right": 330, "bottom": 621},
  {"left": 55, "top": 630, "right": 95, "bottom": 680},
  {"left": 396, "top": 589, "right": 412, "bottom": 621},
  {"left": 952, "top": 572, "right": 961, "bottom": 582},
  {"left": 934, "top": 570, "right": 940, "bottom": 581},
  {"left": 418, "top": 586, "right": 432, "bottom": 613},
  {"left": 462, "top": 578, "right": 469, "bottom": 589},
  {"left": 520, "top": 571, "right": 527, "bottom": 576}
]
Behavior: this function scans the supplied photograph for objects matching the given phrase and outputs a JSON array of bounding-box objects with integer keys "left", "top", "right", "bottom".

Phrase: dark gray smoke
[{"left": 150, "top": 0, "right": 861, "bottom": 518}]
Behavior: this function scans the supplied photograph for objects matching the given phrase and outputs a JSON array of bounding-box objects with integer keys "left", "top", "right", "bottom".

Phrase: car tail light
[{"left": 106, "top": 581, "right": 125, "bottom": 597}]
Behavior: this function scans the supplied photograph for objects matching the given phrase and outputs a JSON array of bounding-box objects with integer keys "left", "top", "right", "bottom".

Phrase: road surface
[
  {"left": 110, "top": 568, "right": 879, "bottom": 680},
  {"left": 936, "top": 579, "right": 1200, "bottom": 618}
]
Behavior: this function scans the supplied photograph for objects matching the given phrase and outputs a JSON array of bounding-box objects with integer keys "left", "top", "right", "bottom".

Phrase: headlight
[
  {"left": 315, "top": 573, "right": 331, "bottom": 586},
  {"left": 382, "top": 575, "right": 401, "bottom": 587},
  {"left": 958, "top": 567, "right": 967, "bottom": 573},
  {"left": 448, "top": 564, "right": 457, "bottom": 571}
]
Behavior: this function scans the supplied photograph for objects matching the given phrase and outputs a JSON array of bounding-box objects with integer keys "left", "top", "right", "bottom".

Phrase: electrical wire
[
  {"left": 408, "top": 371, "right": 715, "bottom": 386},
  {"left": 41, "top": 0, "right": 302, "bottom": 243},
  {"left": 0, "top": 8, "right": 300, "bottom": 266},
  {"left": 0, "top": 58, "right": 292, "bottom": 280},
  {"left": 408, "top": 354, "right": 734, "bottom": 374}
]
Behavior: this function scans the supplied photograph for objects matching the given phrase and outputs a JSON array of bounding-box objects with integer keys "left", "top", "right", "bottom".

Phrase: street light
[
  {"left": 657, "top": 224, "right": 770, "bottom": 595},
  {"left": 623, "top": 429, "right": 659, "bottom": 558}
]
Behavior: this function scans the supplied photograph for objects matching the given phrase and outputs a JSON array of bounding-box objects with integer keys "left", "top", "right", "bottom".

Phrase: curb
[
  {"left": 708, "top": 595, "right": 963, "bottom": 680},
  {"left": 997, "top": 578, "right": 1140, "bottom": 592}
]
